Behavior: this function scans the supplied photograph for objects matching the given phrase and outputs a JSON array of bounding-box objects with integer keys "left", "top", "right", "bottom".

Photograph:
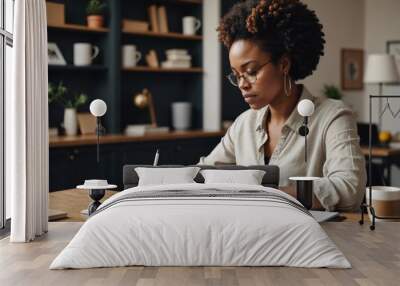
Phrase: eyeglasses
[{"left": 226, "top": 60, "right": 272, "bottom": 87}]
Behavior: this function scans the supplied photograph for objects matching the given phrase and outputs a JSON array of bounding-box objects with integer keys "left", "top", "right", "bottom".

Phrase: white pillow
[
  {"left": 200, "top": 169, "right": 266, "bottom": 185},
  {"left": 135, "top": 167, "right": 201, "bottom": 186}
]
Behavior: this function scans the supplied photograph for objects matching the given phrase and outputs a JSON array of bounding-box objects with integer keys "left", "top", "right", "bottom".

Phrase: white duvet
[{"left": 50, "top": 183, "right": 350, "bottom": 269}]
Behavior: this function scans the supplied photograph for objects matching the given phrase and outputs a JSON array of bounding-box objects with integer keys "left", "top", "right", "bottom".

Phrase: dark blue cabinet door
[{"left": 50, "top": 136, "right": 222, "bottom": 192}]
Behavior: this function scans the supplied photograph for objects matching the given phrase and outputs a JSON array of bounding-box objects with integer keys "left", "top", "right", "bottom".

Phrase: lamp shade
[
  {"left": 90, "top": 99, "right": 107, "bottom": 117},
  {"left": 364, "top": 54, "right": 400, "bottom": 84}
]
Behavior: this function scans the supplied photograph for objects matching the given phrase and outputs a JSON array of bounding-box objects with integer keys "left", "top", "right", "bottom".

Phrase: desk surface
[
  {"left": 50, "top": 189, "right": 365, "bottom": 222},
  {"left": 361, "top": 146, "right": 400, "bottom": 157}
]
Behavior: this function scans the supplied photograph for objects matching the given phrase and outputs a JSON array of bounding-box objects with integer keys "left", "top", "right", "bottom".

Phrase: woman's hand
[{"left": 279, "top": 185, "right": 324, "bottom": 210}]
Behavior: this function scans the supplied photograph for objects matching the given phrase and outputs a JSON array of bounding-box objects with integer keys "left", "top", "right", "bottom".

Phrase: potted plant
[
  {"left": 322, "top": 84, "right": 343, "bottom": 100},
  {"left": 48, "top": 81, "right": 88, "bottom": 136},
  {"left": 86, "top": 0, "right": 106, "bottom": 28}
]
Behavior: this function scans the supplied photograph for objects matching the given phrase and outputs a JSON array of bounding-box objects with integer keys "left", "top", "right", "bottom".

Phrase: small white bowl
[{"left": 365, "top": 186, "right": 400, "bottom": 221}]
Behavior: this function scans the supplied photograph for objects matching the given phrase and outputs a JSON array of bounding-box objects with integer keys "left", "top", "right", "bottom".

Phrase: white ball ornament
[{"left": 90, "top": 99, "right": 107, "bottom": 117}]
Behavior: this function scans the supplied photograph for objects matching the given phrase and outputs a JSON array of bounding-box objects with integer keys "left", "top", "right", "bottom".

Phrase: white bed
[{"left": 50, "top": 183, "right": 350, "bottom": 269}]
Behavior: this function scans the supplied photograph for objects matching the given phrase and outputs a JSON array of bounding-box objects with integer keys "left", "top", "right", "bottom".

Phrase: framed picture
[
  {"left": 387, "top": 40, "right": 400, "bottom": 75},
  {"left": 48, "top": 42, "right": 66, "bottom": 65},
  {"left": 341, "top": 48, "right": 364, "bottom": 90}
]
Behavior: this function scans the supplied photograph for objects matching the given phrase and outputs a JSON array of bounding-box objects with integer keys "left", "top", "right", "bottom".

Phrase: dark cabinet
[
  {"left": 50, "top": 136, "right": 221, "bottom": 191},
  {"left": 168, "top": 137, "right": 220, "bottom": 165},
  {"left": 49, "top": 146, "right": 115, "bottom": 191}
]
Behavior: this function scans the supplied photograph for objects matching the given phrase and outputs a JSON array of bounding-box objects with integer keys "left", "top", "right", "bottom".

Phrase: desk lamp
[
  {"left": 289, "top": 99, "right": 316, "bottom": 210},
  {"left": 297, "top": 99, "right": 315, "bottom": 163},
  {"left": 90, "top": 99, "right": 107, "bottom": 163}
]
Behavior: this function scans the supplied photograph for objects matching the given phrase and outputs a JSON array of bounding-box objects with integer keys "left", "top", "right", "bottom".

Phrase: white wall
[
  {"left": 301, "top": 0, "right": 365, "bottom": 118},
  {"left": 364, "top": 0, "right": 400, "bottom": 129},
  {"left": 302, "top": 0, "right": 400, "bottom": 187},
  {"left": 364, "top": 0, "right": 400, "bottom": 187}
]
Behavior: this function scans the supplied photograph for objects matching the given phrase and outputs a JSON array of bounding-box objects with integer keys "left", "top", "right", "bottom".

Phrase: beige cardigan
[{"left": 199, "top": 86, "right": 366, "bottom": 211}]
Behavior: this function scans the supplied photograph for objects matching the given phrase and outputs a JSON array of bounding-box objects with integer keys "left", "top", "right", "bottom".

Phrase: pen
[{"left": 153, "top": 149, "right": 160, "bottom": 166}]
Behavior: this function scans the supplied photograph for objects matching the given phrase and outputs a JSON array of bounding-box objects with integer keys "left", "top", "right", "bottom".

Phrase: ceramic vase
[{"left": 64, "top": 108, "right": 78, "bottom": 136}]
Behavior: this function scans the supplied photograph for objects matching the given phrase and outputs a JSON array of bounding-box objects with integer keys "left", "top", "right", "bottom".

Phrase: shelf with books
[
  {"left": 47, "top": 23, "right": 109, "bottom": 34},
  {"left": 123, "top": 66, "right": 203, "bottom": 73},
  {"left": 122, "top": 29, "right": 202, "bottom": 41},
  {"left": 120, "top": 0, "right": 204, "bottom": 131}
]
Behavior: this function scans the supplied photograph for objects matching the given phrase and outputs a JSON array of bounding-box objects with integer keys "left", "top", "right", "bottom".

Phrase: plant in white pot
[
  {"left": 48, "top": 81, "right": 88, "bottom": 136},
  {"left": 86, "top": 0, "right": 106, "bottom": 29}
]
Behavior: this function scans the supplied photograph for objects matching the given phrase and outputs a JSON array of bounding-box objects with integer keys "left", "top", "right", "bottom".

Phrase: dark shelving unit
[
  {"left": 48, "top": 0, "right": 204, "bottom": 133},
  {"left": 46, "top": 0, "right": 227, "bottom": 191}
]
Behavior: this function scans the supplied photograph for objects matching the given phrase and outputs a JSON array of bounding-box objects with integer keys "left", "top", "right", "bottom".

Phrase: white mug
[
  {"left": 122, "top": 45, "right": 142, "bottom": 68},
  {"left": 182, "top": 16, "right": 201, "bottom": 35},
  {"left": 73, "top": 43, "right": 100, "bottom": 66},
  {"left": 172, "top": 102, "right": 192, "bottom": 130}
]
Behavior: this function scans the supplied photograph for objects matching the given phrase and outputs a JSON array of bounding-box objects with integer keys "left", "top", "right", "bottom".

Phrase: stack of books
[
  {"left": 162, "top": 49, "right": 192, "bottom": 69},
  {"left": 125, "top": 124, "right": 170, "bottom": 136}
]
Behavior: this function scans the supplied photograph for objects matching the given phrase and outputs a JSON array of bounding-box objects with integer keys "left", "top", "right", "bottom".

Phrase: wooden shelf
[
  {"left": 49, "top": 65, "right": 108, "bottom": 72},
  {"left": 48, "top": 23, "right": 109, "bottom": 33},
  {"left": 49, "top": 131, "right": 225, "bottom": 148},
  {"left": 122, "top": 29, "right": 202, "bottom": 40},
  {"left": 123, "top": 66, "right": 203, "bottom": 73}
]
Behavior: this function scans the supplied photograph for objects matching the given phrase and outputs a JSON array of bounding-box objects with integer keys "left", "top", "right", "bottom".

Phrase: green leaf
[{"left": 86, "top": 0, "right": 106, "bottom": 15}]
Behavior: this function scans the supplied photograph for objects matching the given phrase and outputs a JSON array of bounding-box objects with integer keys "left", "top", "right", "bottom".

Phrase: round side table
[{"left": 77, "top": 182, "right": 117, "bottom": 215}]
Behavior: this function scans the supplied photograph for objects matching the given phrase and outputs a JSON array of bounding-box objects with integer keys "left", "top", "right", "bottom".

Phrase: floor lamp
[{"left": 364, "top": 54, "right": 399, "bottom": 130}]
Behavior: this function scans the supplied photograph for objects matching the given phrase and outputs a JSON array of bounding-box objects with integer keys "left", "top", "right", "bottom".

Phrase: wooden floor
[{"left": 1, "top": 222, "right": 399, "bottom": 286}]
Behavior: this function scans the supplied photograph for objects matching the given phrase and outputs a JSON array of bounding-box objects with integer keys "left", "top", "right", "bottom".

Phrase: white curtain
[{"left": 8, "top": 0, "right": 48, "bottom": 242}]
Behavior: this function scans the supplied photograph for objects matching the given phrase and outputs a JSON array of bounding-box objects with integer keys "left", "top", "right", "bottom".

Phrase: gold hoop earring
[
  {"left": 284, "top": 73, "right": 289, "bottom": 97},
  {"left": 284, "top": 72, "right": 292, "bottom": 97}
]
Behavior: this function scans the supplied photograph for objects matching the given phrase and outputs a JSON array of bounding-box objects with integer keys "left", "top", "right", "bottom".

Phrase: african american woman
[{"left": 199, "top": 0, "right": 366, "bottom": 212}]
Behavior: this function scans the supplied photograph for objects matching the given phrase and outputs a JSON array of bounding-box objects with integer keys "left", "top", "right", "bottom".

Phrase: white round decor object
[
  {"left": 289, "top": 176, "right": 320, "bottom": 181},
  {"left": 84, "top": 179, "right": 108, "bottom": 187},
  {"left": 90, "top": 99, "right": 107, "bottom": 117},
  {"left": 297, "top": 99, "right": 315, "bottom": 117},
  {"left": 77, "top": 179, "right": 117, "bottom": 190}
]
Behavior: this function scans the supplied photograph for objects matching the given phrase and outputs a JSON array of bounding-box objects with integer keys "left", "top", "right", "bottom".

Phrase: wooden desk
[
  {"left": 49, "top": 189, "right": 117, "bottom": 222},
  {"left": 49, "top": 130, "right": 225, "bottom": 148},
  {"left": 49, "top": 189, "right": 365, "bottom": 223},
  {"left": 361, "top": 146, "right": 400, "bottom": 185},
  {"left": 361, "top": 146, "right": 400, "bottom": 157}
]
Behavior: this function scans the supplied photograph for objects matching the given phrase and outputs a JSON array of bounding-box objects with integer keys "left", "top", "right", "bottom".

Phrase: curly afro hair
[{"left": 217, "top": 0, "right": 325, "bottom": 81}]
